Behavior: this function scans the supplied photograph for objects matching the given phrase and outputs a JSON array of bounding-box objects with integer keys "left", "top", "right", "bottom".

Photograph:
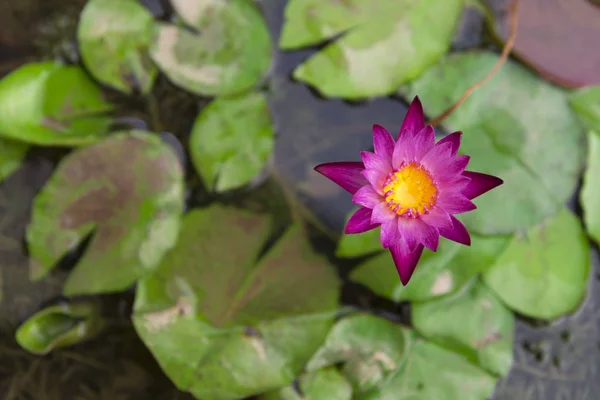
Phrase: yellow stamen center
[{"left": 383, "top": 162, "right": 438, "bottom": 218}]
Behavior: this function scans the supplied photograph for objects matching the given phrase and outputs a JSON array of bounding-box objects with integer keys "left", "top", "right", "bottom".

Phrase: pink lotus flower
[{"left": 315, "top": 97, "right": 503, "bottom": 285}]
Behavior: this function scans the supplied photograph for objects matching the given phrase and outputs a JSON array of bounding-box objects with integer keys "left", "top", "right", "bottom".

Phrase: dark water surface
[{"left": 0, "top": 0, "right": 599, "bottom": 399}]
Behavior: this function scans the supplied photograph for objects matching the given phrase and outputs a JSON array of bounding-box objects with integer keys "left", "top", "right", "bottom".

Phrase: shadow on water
[{"left": 1, "top": 0, "right": 599, "bottom": 399}]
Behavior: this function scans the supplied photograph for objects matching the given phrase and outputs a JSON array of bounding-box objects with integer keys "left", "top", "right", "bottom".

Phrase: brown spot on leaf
[
  {"left": 41, "top": 117, "right": 69, "bottom": 131},
  {"left": 60, "top": 94, "right": 75, "bottom": 117},
  {"left": 472, "top": 331, "right": 502, "bottom": 349},
  {"left": 142, "top": 297, "right": 193, "bottom": 331},
  {"left": 249, "top": 336, "right": 267, "bottom": 360},
  {"left": 372, "top": 351, "right": 397, "bottom": 370},
  {"left": 58, "top": 136, "right": 173, "bottom": 232}
]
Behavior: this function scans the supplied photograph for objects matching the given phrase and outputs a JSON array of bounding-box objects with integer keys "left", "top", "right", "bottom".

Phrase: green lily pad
[
  {"left": 336, "top": 207, "right": 382, "bottom": 258},
  {"left": 15, "top": 301, "right": 106, "bottom": 355},
  {"left": 483, "top": 208, "right": 590, "bottom": 319},
  {"left": 262, "top": 368, "right": 353, "bottom": 400},
  {"left": 405, "top": 51, "right": 585, "bottom": 234},
  {"left": 306, "top": 313, "right": 410, "bottom": 395},
  {"left": 581, "top": 131, "right": 600, "bottom": 243},
  {"left": 78, "top": 0, "right": 157, "bottom": 94},
  {"left": 281, "top": 0, "right": 465, "bottom": 99},
  {"left": 189, "top": 91, "right": 274, "bottom": 192},
  {"left": 0, "top": 138, "right": 28, "bottom": 183},
  {"left": 132, "top": 206, "right": 340, "bottom": 400},
  {"left": 570, "top": 86, "right": 600, "bottom": 132},
  {"left": 150, "top": 0, "right": 272, "bottom": 97},
  {"left": 0, "top": 62, "right": 114, "bottom": 146},
  {"left": 26, "top": 131, "right": 184, "bottom": 296},
  {"left": 412, "top": 279, "right": 514, "bottom": 376},
  {"left": 363, "top": 339, "right": 497, "bottom": 400},
  {"left": 350, "top": 235, "right": 508, "bottom": 302}
]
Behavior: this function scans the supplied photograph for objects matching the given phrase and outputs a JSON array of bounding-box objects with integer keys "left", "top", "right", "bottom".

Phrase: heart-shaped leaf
[
  {"left": 132, "top": 206, "right": 341, "bottom": 399},
  {"left": 350, "top": 235, "right": 508, "bottom": 302},
  {"left": 0, "top": 138, "right": 28, "bottom": 183},
  {"left": 26, "top": 131, "right": 185, "bottom": 296},
  {"left": 189, "top": 91, "right": 274, "bottom": 192},
  {"left": 483, "top": 208, "right": 590, "bottom": 319},
  {"left": 405, "top": 51, "right": 586, "bottom": 234},
  {"left": 306, "top": 313, "right": 410, "bottom": 395},
  {"left": 0, "top": 62, "right": 113, "bottom": 146},
  {"left": 412, "top": 279, "right": 514, "bottom": 376},
  {"left": 281, "top": 0, "right": 466, "bottom": 98},
  {"left": 150, "top": 0, "right": 272, "bottom": 96},
  {"left": 78, "top": 0, "right": 157, "bottom": 94}
]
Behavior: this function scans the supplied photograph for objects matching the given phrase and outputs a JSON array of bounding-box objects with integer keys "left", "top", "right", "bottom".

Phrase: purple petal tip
[
  {"left": 462, "top": 171, "right": 504, "bottom": 200},
  {"left": 314, "top": 161, "right": 367, "bottom": 194}
]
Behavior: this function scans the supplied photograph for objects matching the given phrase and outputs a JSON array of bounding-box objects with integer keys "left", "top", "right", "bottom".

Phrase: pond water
[{"left": 0, "top": 0, "right": 598, "bottom": 399}]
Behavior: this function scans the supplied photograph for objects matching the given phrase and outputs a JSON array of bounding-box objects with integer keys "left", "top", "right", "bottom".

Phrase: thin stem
[
  {"left": 427, "top": 0, "right": 521, "bottom": 127},
  {"left": 147, "top": 92, "right": 163, "bottom": 132}
]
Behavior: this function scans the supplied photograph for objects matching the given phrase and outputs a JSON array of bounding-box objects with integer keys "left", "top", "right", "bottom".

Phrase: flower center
[{"left": 383, "top": 162, "right": 438, "bottom": 218}]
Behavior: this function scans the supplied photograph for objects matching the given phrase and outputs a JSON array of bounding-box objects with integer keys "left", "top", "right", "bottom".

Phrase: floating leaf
[
  {"left": 581, "top": 131, "right": 600, "bottom": 243},
  {"left": 15, "top": 300, "right": 106, "bottom": 355},
  {"left": 488, "top": 0, "right": 600, "bottom": 87},
  {"left": 189, "top": 92, "right": 274, "bottom": 192},
  {"left": 262, "top": 368, "right": 353, "bottom": 400},
  {"left": 405, "top": 51, "right": 585, "bottom": 234},
  {"left": 306, "top": 313, "right": 409, "bottom": 395},
  {"left": 0, "top": 138, "right": 28, "bottom": 183},
  {"left": 350, "top": 235, "right": 508, "bottom": 302},
  {"left": 150, "top": 0, "right": 272, "bottom": 97},
  {"left": 483, "top": 208, "right": 589, "bottom": 319},
  {"left": 78, "top": 0, "right": 157, "bottom": 94},
  {"left": 363, "top": 339, "right": 496, "bottom": 400},
  {"left": 0, "top": 62, "right": 113, "bottom": 146},
  {"left": 133, "top": 206, "right": 340, "bottom": 400},
  {"left": 412, "top": 279, "right": 514, "bottom": 376},
  {"left": 570, "top": 86, "right": 600, "bottom": 132},
  {"left": 281, "top": 0, "right": 465, "bottom": 98},
  {"left": 26, "top": 131, "right": 184, "bottom": 296}
]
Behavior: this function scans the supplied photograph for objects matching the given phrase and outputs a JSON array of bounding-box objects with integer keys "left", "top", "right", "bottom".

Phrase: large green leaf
[
  {"left": 412, "top": 279, "right": 514, "bottom": 377},
  {"left": 0, "top": 138, "right": 28, "bottom": 183},
  {"left": 0, "top": 62, "right": 113, "bottom": 146},
  {"left": 26, "top": 131, "right": 184, "bottom": 296},
  {"left": 150, "top": 0, "right": 272, "bottom": 97},
  {"left": 261, "top": 368, "right": 353, "bottom": 400},
  {"left": 483, "top": 208, "right": 590, "bottom": 319},
  {"left": 363, "top": 339, "right": 497, "bottom": 400},
  {"left": 405, "top": 51, "right": 585, "bottom": 234},
  {"left": 78, "top": 0, "right": 157, "bottom": 94},
  {"left": 581, "top": 131, "right": 600, "bottom": 243},
  {"left": 570, "top": 86, "right": 600, "bottom": 132},
  {"left": 281, "top": 0, "right": 465, "bottom": 98},
  {"left": 306, "top": 313, "right": 410, "bottom": 395},
  {"left": 189, "top": 92, "right": 274, "bottom": 192},
  {"left": 133, "top": 206, "right": 341, "bottom": 400},
  {"left": 350, "top": 235, "right": 508, "bottom": 302}
]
